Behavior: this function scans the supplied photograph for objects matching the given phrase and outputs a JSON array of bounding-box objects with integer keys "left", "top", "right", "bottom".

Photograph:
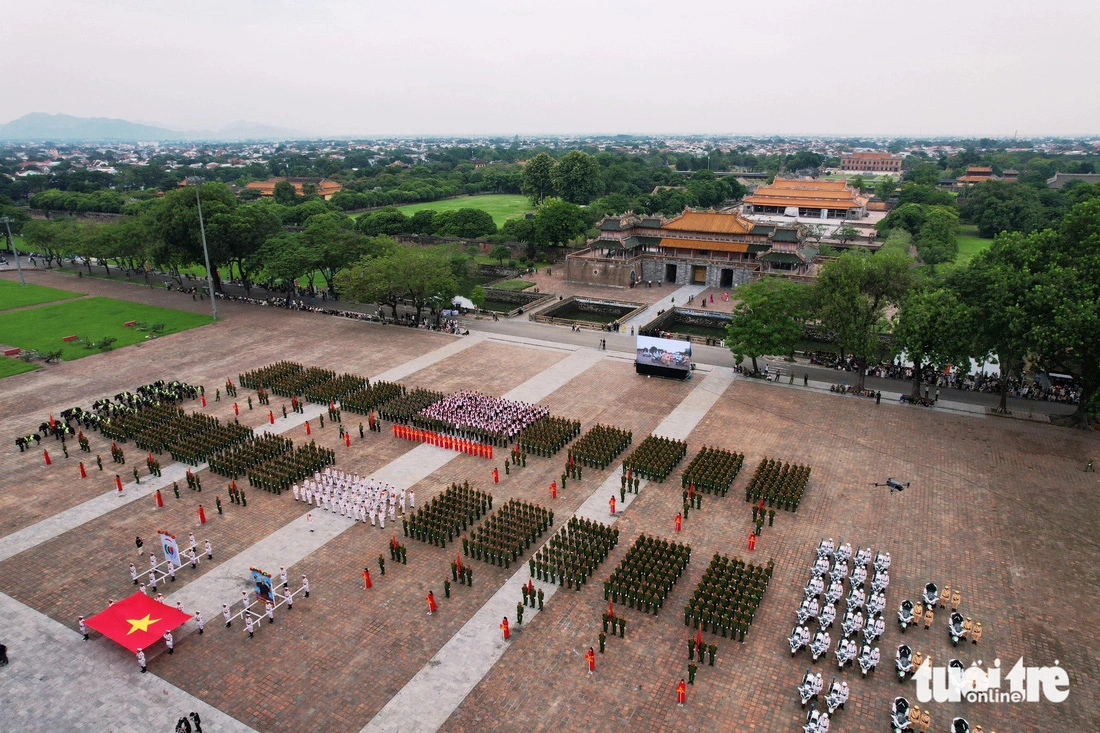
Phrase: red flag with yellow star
[{"left": 85, "top": 592, "right": 191, "bottom": 652}]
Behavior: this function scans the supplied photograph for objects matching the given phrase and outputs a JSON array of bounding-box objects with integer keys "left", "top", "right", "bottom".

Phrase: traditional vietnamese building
[
  {"left": 742, "top": 179, "right": 867, "bottom": 220},
  {"left": 955, "top": 166, "right": 995, "bottom": 185},
  {"left": 565, "top": 209, "right": 817, "bottom": 289},
  {"left": 244, "top": 177, "right": 343, "bottom": 200}
]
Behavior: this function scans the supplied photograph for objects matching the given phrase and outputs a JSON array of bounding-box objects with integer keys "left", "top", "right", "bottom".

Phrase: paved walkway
[
  {"left": 0, "top": 591, "right": 256, "bottom": 733},
  {"left": 363, "top": 367, "right": 735, "bottom": 733},
  {"left": 622, "top": 283, "right": 706, "bottom": 330}
]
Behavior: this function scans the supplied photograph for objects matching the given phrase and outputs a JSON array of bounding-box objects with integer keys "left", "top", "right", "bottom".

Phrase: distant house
[
  {"left": 243, "top": 177, "right": 343, "bottom": 200},
  {"left": 839, "top": 152, "right": 903, "bottom": 174},
  {"left": 956, "top": 166, "right": 995, "bottom": 185}
]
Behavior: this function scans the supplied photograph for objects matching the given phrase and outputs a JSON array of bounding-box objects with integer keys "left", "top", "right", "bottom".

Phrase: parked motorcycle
[
  {"left": 949, "top": 611, "right": 967, "bottom": 646},
  {"left": 895, "top": 644, "right": 913, "bottom": 682},
  {"left": 897, "top": 600, "right": 915, "bottom": 632},
  {"left": 890, "top": 697, "right": 913, "bottom": 731},
  {"left": 789, "top": 625, "right": 810, "bottom": 655}
]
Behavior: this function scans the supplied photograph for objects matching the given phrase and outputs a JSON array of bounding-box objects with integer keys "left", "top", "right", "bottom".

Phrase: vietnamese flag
[{"left": 85, "top": 591, "right": 191, "bottom": 653}]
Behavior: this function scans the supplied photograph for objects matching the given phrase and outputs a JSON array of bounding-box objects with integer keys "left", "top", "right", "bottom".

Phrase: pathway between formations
[{"left": 363, "top": 366, "right": 735, "bottom": 733}]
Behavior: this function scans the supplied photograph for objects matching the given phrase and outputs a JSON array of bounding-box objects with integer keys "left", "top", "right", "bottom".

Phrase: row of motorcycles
[
  {"left": 794, "top": 540, "right": 889, "bottom": 732},
  {"left": 891, "top": 697, "right": 974, "bottom": 732}
]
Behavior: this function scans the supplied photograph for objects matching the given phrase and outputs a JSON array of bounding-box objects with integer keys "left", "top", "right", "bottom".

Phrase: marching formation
[
  {"left": 408, "top": 482, "right": 492, "bottom": 547},
  {"left": 745, "top": 458, "right": 812, "bottom": 512},
  {"left": 567, "top": 424, "right": 632, "bottom": 470},
  {"left": 341, "top": 380, "right": 406, "bottom": 416},
  {"left": 533, "top": 516, "right": 618, "bottom": 589},
  {"left": 605, "top": 534, "right": 691, "bottom": 615},
  {"left": 622, "top": 435, "right": 688, "bottom": 483},
  {"left": 685, "top": 554, "right": 773, "bottom": 642},
  {"left": 681, "top": 446, "right": 745, "bottom": 497},
  {"left": 465, "top": 499, "right": 552, "bottom": 568},
  {"left": 377, "top": 388, "right": 446, "bottom": 424},
  {"left": 517, "top": 415, "right": 581, "bottom": 457},
  {"left": 292, "top": 467, "right": 407, "bottom": 527},
  {"left": 414, "top": 390, "right": 550, "bottom": 444}
]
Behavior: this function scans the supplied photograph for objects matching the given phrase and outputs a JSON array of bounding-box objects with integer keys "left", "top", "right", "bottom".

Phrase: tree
[
  {"left": 356, "top": 207, "right": 411, "bottom": 236},
  {"left": 875, "top": 177, "right": 897, "bottom": 200},
  {"left": 834, "top": 223, "right": 860, "bottom": 245},
  {"left": 273, "top": 180, "right": 299, "bottom": 206},
  {"left": 915, "top": 206, "right": 959, "bottom": 269},
  {"left": 533, "top": 198, "right": 589, "bottom": 251},
  {"left": 300, "top": 213, "right": 386, "bottom": 297},
  {"left": 876, "top": 203, "right": 930, "bottom": 237},
  {"left": 488, "top": 244, "right": 512, "bottom": 265},
  {"left": 258, "top": 232, "right": 313, "bottom": 287},
  {"left": 892, "top": 286, "right": 973, "bottom": 399},
  {"left": 521, "top": 152, "right": 556, "bottom": 205},
  {"left": 552, "top": 151, "right": 601, "bottom": 205},
  {"left": 848, "top": 175, "right": 867, "bottom": 193},
  {"left": 207, "top": 202, "right": 281, "bottom": 294},
  {"left": 470, "top": 285, "right": 487, "bottom": 311},
  {"left": 21, "top": 218, "right": 82, "bottom": 268},
  {"left": 336, "top": 245, "right": 456, "bottom": 323},
  {"left": 149, "top": 182, "right": 236, "bottom": 291},
  {"left": 408, "top": 209, "right": 436, "bottom": 235},
  {"left": 816, "top": 251, "right": 915, "bottom": 390},
  {"left": 724, "top": 278, "right": 812, "bottom": 374},
  {"left": 432, "top": 208, "right": 497, "bottom": 238}
]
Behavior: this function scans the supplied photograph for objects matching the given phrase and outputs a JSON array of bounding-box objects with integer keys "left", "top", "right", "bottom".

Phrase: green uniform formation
[
  {"left": 623, "top": 435, "right": 688, "bottom": 483},
  {"left": 517, "top": 415, "right": 581, "bottom": 457},
  {"left": 531, "top": 516, "right": 618, "bottom": 590},
  {"left": 568, "top": 424, "right": 632, "bottom": 470},
  {"left": 266, "top": 366, "right": 339, "bottom": 398},
  {"left": 685, "top": 554, "right": 773, "bottom": 642},
  {"left": 165, "top": 420, "right": 253, "bottom": 466},
  {"left": 303, "top": 372, "right": 368, "bottom": 405},
  {"left": 605, "top": 533, "right": 690, "bottom": 615},
  {"left": 378, "top": 388, "right": 446, "bottom": 424},
  {"left": 681, "top": 446, "right": 745, "bottom": 496},
  {"left": 407, "top": 482, "right": 492, "bottom": 547},
  {"left": 100, "top": 403, "right": 253, "bottom": 466},
  {"left": 341, "top": 380, "right": 407, "bottom": 416},
  {"left": 465, "top": 499, "right": 552, "bottom": 569},
  {"left": 245, "top": 440, "right": 335, "bottom": 494},
  {"left": 208, "top": 434, "right": 294, "bottom": 479},
  {"left": 238, "top": 361, "right": 302, "bottom": 391},
  {"left": 744, "top": 458, "right": 811, "bottom": 511}
]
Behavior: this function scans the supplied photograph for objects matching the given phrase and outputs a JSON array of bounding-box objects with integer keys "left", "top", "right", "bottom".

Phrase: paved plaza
[{"left": 1, "top": 269, "right": 1098, "bottom": 733}]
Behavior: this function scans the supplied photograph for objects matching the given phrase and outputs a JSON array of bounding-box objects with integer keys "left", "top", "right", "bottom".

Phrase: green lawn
[
  {"left": 488, "top": 279, "right": 534, "bottom": 291},
  {"left": 0, "top": 357, "right": 39, "bottom": 378},
  {"left": 0, "top": 280, "right": 85, "bottom": 310},
  {"left": 956, "top": 224, "right": 992, "bottom": 265},
  {"left": 394, "top": 194, "right": 532, "bottom": 227},
  {"left": 0, "top": 297, "right": 213, "bottom": 361}
]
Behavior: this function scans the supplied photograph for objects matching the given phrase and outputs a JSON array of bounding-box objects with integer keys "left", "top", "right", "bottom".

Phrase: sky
[{"left": 3, "top": 0, "right": 1098, "bottom": 138}]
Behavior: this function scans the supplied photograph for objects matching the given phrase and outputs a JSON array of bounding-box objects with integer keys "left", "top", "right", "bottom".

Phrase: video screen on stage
[{"left": 636, "top": 335, "right": 692, "bottom": 373}]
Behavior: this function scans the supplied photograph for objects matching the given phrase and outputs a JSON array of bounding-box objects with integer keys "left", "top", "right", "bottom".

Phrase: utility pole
[
  {"left": 0, "top": 216, "right": 25, "bottom": 285},
  {"left": 193, "top": 185, "right": 218, "bottom": 320}
]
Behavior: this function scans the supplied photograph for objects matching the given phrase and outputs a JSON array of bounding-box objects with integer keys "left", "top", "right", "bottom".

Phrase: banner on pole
[{"left": 159, "top": 530, "right": 181, "bottom": 569}]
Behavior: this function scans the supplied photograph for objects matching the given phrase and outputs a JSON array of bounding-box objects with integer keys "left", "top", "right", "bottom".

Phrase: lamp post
[
  {"left": 0, "top": 216, "right": 25, "bottom": 285},
  {"left": 193, "top": 184, "right": 218, "bottom": 320}
]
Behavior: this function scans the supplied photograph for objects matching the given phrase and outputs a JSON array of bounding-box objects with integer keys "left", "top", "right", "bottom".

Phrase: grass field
[
  {"left": 394, "top": 194, "right": 532, "bottom": 227},
  {"left": 487, "top": 279, "right": 534, "bottom": 291},
  {"left": 0, "top": 357, "right": 39, "bottom": 378},
  {"left": 0, "top": 280, "right": 85, "bottom": 310},
  {"left": 0, "top": 297, "right": 213, "bottom": 361},
  {"left": 956, "top": 224, "right": 993, "bottom": 265}
]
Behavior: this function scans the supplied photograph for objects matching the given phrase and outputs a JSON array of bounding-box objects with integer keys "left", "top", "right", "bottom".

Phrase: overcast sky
[{"left": 3, "top": 0, "right": 1097, "bottom": 137}]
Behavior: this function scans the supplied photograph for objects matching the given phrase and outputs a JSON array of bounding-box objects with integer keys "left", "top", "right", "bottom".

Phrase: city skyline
[{"left": 3, "top": 0, "right": 1098, "bottom": 138}]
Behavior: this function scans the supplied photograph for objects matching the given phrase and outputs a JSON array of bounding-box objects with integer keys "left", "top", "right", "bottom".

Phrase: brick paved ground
[{"left": 2, "top": 268, "right": 1098, "bottom": 733}]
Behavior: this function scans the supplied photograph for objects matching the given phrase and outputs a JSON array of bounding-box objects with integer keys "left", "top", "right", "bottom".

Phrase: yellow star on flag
[{"left": 125, "top": 614, "right": 162, "bottom": 635}]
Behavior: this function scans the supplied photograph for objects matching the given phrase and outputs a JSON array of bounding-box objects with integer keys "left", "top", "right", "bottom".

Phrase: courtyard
[{"left": 0, "top": 269, "right": 1097, "bottom": 733}]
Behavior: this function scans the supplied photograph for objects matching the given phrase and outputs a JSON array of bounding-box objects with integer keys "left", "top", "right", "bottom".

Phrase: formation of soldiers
[
  {"left": 605, "top": 533, "right": 691, "bottom": 615},
  {"left": 110, "top": 441, "right": 126, "bottom": 464},
  {"left": 465, "top": 499, "right": 552, "bottom": 569},
  {"left": 517, "top": 415, "right": 581, "bottom": 457},
  {"left": 303, "top": 373, "right": 367, "bottom": 405},
  {"left": 681, "top": 446, "right": 745, "bottom": 497},
  {"left": 533, "top": 516, "right": 619, "bottom": 590},
  {"left": 295, "top": 467, "right": 409, "bottom": 527},
  {"left": 413, "top": 391, "right": 549, "bottom": 445},
  {"left": 246, "top": 441, "right": 335, "bottom": 494},
  {"left": 341, "top": 380, "right": 406, "bottom": 416},
  {"left": 208, "top": 434, "right": 294, "bottom": 479},
  {"left": 685, "top": 554, "right": 773, "bottom": 642},
  {"left": 623, "top": 435, "right": 688, "bottom": 483},
  {"left": 378, "top": 388, "right": 446, "bottom": 424},
  {"left": 567, "top": 424, "right": 632, "bottom": 470},
  {"left": 745, "top": 458, "right": 812, "bottom": 511},
  {"left": 408, "top": 482, "right": 492, "bottom": 547},
  {"left": 262, "top": 366, "right": 338, "bottom": 398},
  {"left": 166, "top": 420, "right": 253, "bottom": 466},
  {"left": 238, "top": 361, "right": 302, "bottom": 391}
]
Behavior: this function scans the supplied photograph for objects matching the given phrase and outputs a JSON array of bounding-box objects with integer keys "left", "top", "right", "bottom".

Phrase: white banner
[{"left": 160, "top": 532, "right": 181, "bottom": 569}]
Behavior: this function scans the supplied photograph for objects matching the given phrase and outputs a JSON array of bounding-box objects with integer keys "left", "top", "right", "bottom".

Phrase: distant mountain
[{"left": 0, "top": 113, "right": 308, "bottom": 142}]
